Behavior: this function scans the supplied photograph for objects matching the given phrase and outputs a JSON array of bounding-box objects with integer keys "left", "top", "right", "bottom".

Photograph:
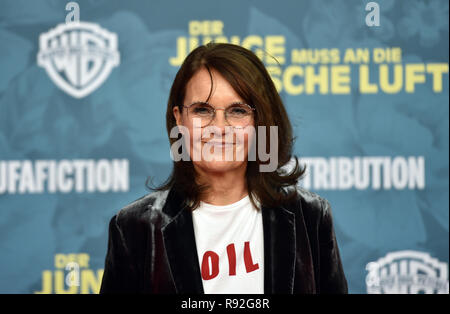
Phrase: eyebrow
[{"left": 188, "top": 100, "right": 247, "bottom": 107}]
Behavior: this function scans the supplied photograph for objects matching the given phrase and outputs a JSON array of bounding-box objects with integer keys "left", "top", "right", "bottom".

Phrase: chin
[{"left": 193, "top": 160, "right": 246, "bottom": 174}]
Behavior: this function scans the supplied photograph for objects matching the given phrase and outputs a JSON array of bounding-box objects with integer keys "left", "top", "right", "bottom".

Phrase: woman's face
[{"left": 173, "top": 67, "right": 255, "bottom": 175}]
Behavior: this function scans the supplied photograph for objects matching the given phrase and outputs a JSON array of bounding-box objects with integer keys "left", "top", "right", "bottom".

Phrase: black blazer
[{"left": 100, "top": 186, "right": 348, "bottom": 294}]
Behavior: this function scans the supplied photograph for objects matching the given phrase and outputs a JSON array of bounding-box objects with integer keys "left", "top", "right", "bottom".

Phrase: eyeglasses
[{"left": 182, "top": 101, "right": 255, "bottom": 128}]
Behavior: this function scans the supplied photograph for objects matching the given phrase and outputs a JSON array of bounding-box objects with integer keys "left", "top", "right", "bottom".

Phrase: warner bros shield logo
[
  {"left": 366, "top": 250, "right": 449, "bottom": 294},
  {"left": 37, "top": 21, "right": 120, "bottom": 98}
]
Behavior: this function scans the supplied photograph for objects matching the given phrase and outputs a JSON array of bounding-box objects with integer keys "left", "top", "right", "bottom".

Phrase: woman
[{"left": 100, "top": 43, "right": 348, "bottom": 294}]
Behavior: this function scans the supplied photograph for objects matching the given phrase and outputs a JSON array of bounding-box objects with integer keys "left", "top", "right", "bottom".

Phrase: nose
[
  {"left": 203, "top": 109, "right": 231, "bottom": 141},
  {"left": 210, "top": 108, "right": 228, "bottom": 130}
]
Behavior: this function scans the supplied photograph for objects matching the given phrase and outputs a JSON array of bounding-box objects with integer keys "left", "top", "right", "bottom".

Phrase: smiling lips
[{"left": 202, "top": 141, "right": 235, "bottom": 148}]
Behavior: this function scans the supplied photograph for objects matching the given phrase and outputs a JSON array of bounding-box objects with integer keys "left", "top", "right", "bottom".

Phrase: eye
[
  {"left": 227, "top": 104, "right": 252, "bottom": 116},
  {"left": 191, "top": 102, "right": 213, "bottom": 115},
  {"left": 230, "top": 107, "right": 246, "bottom": 114}
]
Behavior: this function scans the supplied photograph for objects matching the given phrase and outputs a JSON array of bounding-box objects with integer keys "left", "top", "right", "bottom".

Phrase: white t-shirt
[{"left": 192, "top": 195, "right": 264, "bottom": 294}]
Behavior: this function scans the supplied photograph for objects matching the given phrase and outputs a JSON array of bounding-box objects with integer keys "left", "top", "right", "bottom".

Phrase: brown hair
[{"left": 149, "top": 42, "right": 305, "bottom": 211}]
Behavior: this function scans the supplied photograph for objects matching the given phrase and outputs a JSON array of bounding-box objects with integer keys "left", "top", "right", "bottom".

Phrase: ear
[{"left": 173, "top": 106, "right": 182, "bottom": 126}]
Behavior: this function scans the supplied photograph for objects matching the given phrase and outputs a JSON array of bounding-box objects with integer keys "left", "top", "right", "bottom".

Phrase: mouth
[{"left": 201, "top": 141, "right": 235, "bottom": 148}]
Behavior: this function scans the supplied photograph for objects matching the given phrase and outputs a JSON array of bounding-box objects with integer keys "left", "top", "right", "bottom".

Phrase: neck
[{"left": 194, "top": 164, "right": 248, "bottom": 206}]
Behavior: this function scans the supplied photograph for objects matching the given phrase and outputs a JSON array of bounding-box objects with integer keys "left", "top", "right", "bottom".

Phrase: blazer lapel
[
  {"left": 159, "top": 187, "right": 314, "bottom": 294},
  {"left": 161, "top": 189, "right": 204, "bottom": 294},
  {"left": 262, "top": 204, "right": 297, "bottom": 293}
]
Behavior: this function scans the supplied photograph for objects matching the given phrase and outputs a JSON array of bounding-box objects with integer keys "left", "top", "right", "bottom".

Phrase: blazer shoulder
[
  {"left": 288, "top": 185, "right": 332, "bottom": 220},
  {"left": 115, "top": 189, "right": 170, "bottom": 226}
]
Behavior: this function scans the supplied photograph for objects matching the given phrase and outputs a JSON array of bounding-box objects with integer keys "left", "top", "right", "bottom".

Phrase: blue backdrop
[{"left": 0, "top": 0, "right": 448, "bottom": 294}]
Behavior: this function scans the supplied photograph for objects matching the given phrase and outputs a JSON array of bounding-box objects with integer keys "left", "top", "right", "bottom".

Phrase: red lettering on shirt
[
  {"left": 200, "top": 241, "right": 259, "bottom": 280},
  {"left": 201, "top": 251, "right": 219, "bottom": 280},
  {"left": 226, "top": 243, "right": 236, "bottom": 276},
  {"left": 244, "top": 241, "right": 259, "bottom": 273}
]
